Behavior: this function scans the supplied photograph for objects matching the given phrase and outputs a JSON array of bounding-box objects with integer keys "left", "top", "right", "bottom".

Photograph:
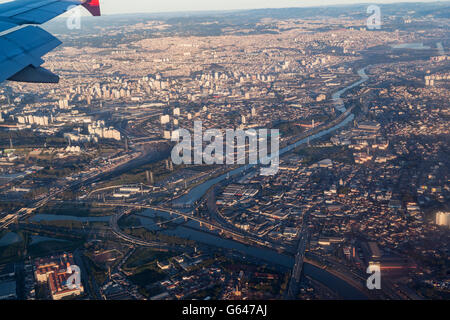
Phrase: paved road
[
  {"left": 286, "top": 223, "right": 309, "bottom": 299},
  {"left": 109, "top": 210, "right": 175, "bottom": 250}
]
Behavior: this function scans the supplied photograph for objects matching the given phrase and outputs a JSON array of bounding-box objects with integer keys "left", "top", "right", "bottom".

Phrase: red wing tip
[{"left": 82, "top": 0, "right": 101, "bottom": 16}]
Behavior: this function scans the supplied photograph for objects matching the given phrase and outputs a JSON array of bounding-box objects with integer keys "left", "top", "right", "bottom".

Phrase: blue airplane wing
[{"left": 0, "top": 0, "right": 101, "bottom": 83}]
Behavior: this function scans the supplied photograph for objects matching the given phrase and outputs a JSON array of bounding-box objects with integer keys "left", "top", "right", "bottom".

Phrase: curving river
[
  {"left": 33, "top": 67, "right": 371, "bottom": 299},
  {"left": 174, "top": 68, "right": 369, "bottom": 207},
  {"left": 146, "top": 67, "right": 371, "bottom": 299}
]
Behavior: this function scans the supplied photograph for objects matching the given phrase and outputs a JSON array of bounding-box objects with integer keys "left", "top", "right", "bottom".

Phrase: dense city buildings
[{"left": 0, "top": 1, "right": 448, "bottom": 302}]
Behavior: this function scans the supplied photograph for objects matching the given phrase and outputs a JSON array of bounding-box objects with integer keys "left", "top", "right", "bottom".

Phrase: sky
[
  {"left": 0, "top": 0, "right": 446, "bottom": 15},
  {"left": 87, "top": 0, "right": 446, "bottom": 15}
]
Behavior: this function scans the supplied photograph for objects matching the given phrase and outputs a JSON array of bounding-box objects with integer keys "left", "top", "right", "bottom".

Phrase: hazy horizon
[{"left": 0, "top": 0, "right": 448, "bottom": 15}]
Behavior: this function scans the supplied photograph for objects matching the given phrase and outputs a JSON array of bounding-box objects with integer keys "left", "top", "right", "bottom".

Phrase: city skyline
[{"left": 0, "top": 0, "right": 448, "bottom": 304}]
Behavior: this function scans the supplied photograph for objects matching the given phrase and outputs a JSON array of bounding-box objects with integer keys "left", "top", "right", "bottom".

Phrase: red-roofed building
[{"left": 34, "top": 253, "right": 84, "bottom": 300}]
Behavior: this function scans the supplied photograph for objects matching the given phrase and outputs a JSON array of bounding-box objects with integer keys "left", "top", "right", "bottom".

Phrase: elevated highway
[
  {"left": 97, "top": 202, "right": 272, "bottom": 248},
  {"left": 286, "top": 224, "right": 309, "bottom": 299}
]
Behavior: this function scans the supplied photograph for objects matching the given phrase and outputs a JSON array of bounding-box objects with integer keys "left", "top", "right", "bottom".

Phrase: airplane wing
[{"left": 0, "top": 0, "right": 101, "bottom": 84}]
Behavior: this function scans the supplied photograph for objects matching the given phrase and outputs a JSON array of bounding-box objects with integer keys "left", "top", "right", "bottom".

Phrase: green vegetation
[
  {"left": 123, "top": 248, "right": 175, "bottom": 271},
  {"left": 31, "top": 220, "right": 108, "bottom": 230},
  {"left": 24, "top": 186, "right": 50, "bottom": 200},
  {"left": 0, "top": 131, "right": 66, "bottom": 149},
  {"left": 20, "top": 226, "right": 86, "bottom": 242},
  {"left": 129, "top": 266, "right": 167, "bottom": 287},
  {"left": 33, "top": 165, "right": 84, "bottom": 179},
  {"left": 28, "top": 152, "right": 93, "bottom": 180},
  {"left": 35, "top": 283, "right": 50, "bottom": 300},
  {"left": 139, "top": 285, "right": 164, "bottom": 298},
  {"left": 28, "top": 240, "right": 83, "bottom": 257},
  {"left": 120, "top": 248, "right": 176, "bottom": 297},
  {"left": 0, "top": 229, "right": 7, "bottom": 240},
  {"left": 280, "top": 273, "right": 290, "bottom": 295},
  {"left": 247, "top": 266, "right": 285, "bottom": 297},
  {"left": 296, "top": 145, "right": 354, "bottom": 165},
  {"left": 248, "top": 281, "right": 280, "bottom": 296},
  {"left": 0, "top": 231, "right": 27, "bottom": 264},
  {"left": 337, "top": 186, "right": 351, "bottom": 195},
  {"left": 185, "top": 284, "right": 223, "bottom": 300},
  {"left": 124, "top": 227, "right": 195, "bottom": 247},
  {"left": 118, "top": 215, "right": 141, "bottom": 228},
  {"left": 0, "top": 201, "right": 27, "bottom": 212},
  {"left": 99, "top": 156, "right": 174, "bottom": 188},
  {"left": 0, "top": 242, "right": 24, "bottom": 264},
  {"left": 0, "top": 230, "right": 82, "bottom": 264},
  {"left": 276, "top": 121, "right": 306, "bottom": 136},
  {"left": 85, "top": 255, "right": 109, "bottom": 286},
  {"left": 36, "top": 203, "right": 112, "bottom": 217}
]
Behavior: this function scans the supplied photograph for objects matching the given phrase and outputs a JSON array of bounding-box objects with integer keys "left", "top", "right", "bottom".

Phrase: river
[
  {"left": 143, "top": 67, "right": 370, "bottom": 299},
  {"left": 173, "top": 69, "right": 368, "bottom": 207},
  {"left": 33, "top": 67, "right": 370, "bottom": 299}
]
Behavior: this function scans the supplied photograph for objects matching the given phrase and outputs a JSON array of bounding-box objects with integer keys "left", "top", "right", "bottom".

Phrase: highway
[
  {"left": 0, "top": 148, "right": 165, "bottom": 231},
  {"left": 0, "top": 66, "right": 376, "bottom": 300},
  {"left": 286, "top": 222, "right": 309, "bottom": 299},
  {"left": 98, "top": 202, "right": 277, "bottom": 249},
  {"left": 283, "top": 68, "right": 370, "bottom": 299},
  {"left": 109, "top": 209, "right": 175, "bottom": 250}
]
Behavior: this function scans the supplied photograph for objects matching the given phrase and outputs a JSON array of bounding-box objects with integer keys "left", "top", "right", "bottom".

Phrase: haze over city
[
  {"left": 0, "top": 0, "right": 448, "bottom": 307},
  {"left": 0, "top": 0, "right": 448, "bottom": 14}
]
